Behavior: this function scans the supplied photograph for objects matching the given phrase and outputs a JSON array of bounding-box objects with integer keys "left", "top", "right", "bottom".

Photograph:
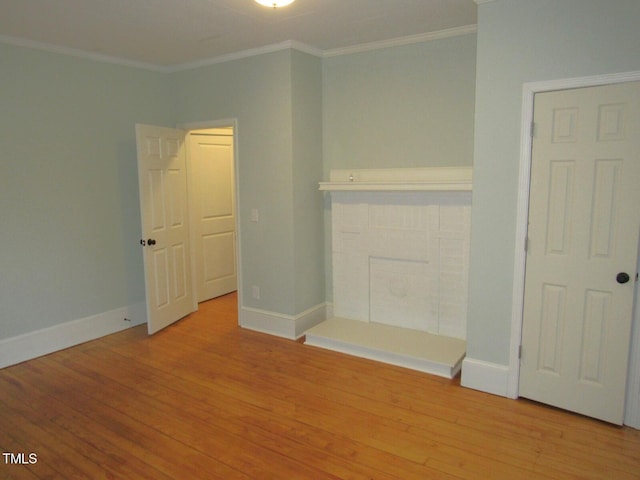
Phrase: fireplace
[{"left": 305, "top": 167, "right": 471, "bottom": 378}]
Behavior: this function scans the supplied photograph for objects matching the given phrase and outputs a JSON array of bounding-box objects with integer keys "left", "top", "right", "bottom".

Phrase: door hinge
[
  {"left": 524, "top": 236, "right": 529, "bottom": 252},
  {"left": 530, "top": 122, "right": 537, "bottom": 138},
  {"left": 518, "top": 345, "right": 523, "bottom": 359}
]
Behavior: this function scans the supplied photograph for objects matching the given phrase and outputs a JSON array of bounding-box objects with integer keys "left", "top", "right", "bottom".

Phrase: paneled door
[
  {"left": 135, "top": 124, "right": 194, "bottom": 334},
  {"left": 189, "top": 132, "right": 237, "bottom": 302},
  {"left": 520, "top": 82, "right": 640, "bottom": 424}
]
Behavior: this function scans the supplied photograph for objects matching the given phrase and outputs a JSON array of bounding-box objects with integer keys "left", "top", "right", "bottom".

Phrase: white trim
[
  {"left": 510, "top": 70, "right": 640, "bottom": 422},
  {"left": 239, "top": 302, "right": 327, "bottom": 340},
  {"left": 179, "top": 118, "right": 238, "bottom": 132},
  {"left": 323, "top": 25, "right": 478, "bottom": 58},
  {"left": 294, "top": 303, "right": 330, "bottom": 338},
  {"left": 169, "top": 40, "right": 322, "bottom": 72},
  {"left": 319, "top": 167, "right": 473, "bottom": 192},
  {"left": 0, "top": 35, "right": 320, "bottom": 72},
  {"left": 1, "top": 25, "right": 477, "bottom": 72},
  {"left": 325, "top": 302, "right": 334, "bottom": 320},
  {"left": 507, "top": 83, "right": 536, "bottom": 399},
  {"left": 0, "top": 302, "right": 146, "bottom": 369},
  {"left": 461, "top": 358, "right": 510, "bottom": 397},
  {"left": 626, "top": 267, "right": 640, "bottom": 429},
  {"left": 0, "top": 34, "right": 165, "bottom": 72}
]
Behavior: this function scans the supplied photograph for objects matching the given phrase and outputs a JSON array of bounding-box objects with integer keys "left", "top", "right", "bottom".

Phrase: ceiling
[{"left": 0, "top": 0, "right": 477, "bottom": 68}]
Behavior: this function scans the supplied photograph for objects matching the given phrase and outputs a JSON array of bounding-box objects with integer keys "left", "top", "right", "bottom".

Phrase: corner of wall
[{"left": 239, "top": 302, "right": 328, "bottom": 340}]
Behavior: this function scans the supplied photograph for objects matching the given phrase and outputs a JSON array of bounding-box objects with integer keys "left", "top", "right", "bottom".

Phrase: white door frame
[
  {"left": 179, "top": 118, "right": 242, "bottom": 322},
  {"left": 508, "top": 70, "right": 640, "bottom": 427}
]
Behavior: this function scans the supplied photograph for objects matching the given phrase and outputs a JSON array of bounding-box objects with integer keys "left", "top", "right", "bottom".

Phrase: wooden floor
[{"left": 1, "top": 293, "right": 639, "bottom": 479}]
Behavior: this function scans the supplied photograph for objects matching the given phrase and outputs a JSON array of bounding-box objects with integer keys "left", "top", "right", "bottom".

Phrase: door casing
[{"left": 509, "top": 70, "right": 640, "bottom": 427}]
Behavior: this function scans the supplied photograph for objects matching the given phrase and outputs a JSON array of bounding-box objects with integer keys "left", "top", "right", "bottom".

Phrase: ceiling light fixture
[{"left": 255, "top": 0, "right": 295, "bottom": 8}]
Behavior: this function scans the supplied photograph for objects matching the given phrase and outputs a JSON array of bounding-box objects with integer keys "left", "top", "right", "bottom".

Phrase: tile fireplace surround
[{"left": 306, "top": 167, "right": 471, "bottom": 378}]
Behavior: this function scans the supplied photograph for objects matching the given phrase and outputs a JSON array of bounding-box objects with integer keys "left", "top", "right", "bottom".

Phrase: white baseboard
[
  {"left": 461, "top": 357, "right": 512, "bottom": 398},
  {"left": 0, "top": 302, "right": 147, "bottom": 369},
  {"left": 325, "top": 302, "right": 334, "bottom": 320},
  {"left": 239, "top": 302, "right": 327, "bottom": 340}
]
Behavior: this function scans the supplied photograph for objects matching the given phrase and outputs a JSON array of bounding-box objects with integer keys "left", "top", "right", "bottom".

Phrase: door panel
[
  {"left": 189, "top": 132, "right": 237, "bottom": 302},
  {"left": 590, "top": 161, "right": 617, "bottom": 256},
  {"left": 520, "top": 82, "right": 640, "bottom": 424},
  {"left": 136, "top": 124, "right": 194, "bottom": 334}
]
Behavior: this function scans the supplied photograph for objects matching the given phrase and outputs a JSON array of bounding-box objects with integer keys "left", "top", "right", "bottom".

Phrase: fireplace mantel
[{"left": 318, "top": 167, "right": 472, "bottom": 192}]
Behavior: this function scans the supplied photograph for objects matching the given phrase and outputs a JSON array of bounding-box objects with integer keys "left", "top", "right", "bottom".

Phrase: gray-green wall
[
  {"left": 0, "top": 31, "right": 476, "bottom": 343},
  {"left": 468, "top": 0, "right": 640, "bottom": 366},
  {"left": 323, "top": 34, "right": 477, "bottom": 174},
  {"left": 0, "top": 43, "right": 172, "bottom": 339},
  {"left": 291, "top": 50, "right": 325, "bottom": 313},
  {"left": 172, "top": 49, "right": 325, "bottom": 317}
]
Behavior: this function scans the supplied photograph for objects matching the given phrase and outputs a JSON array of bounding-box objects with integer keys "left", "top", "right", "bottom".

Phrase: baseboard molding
[
  {"left": 460, "top": 357, "right": 511, "bottom": 398},
  {"left": 239, "top": 302, "right": 327, "bottom": 340},
  {"left": 325, "top": 302, "right": 334, "bottom": 320},
  {"left": 0, "top": 302, "right": 147, "bottom": 369}
]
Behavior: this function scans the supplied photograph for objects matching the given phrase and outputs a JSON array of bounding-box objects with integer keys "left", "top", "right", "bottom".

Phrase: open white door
[
  {"left": 135, "top": 124, "right": 194, "bottom": 334},
  {"left": 189, "top": 131, "right": 237, "bottom": 302},
  {"left": 519, "top": 82, "right": 640, "bottom": 424}
]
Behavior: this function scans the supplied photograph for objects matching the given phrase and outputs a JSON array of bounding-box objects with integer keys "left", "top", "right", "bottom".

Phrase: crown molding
[
  {"left": 0, "top": 34, "right": 323, "bottom": 73},
  {"left": 473, "top": 0, "right": 496, "bottom": 4},
  {"left": 0, "top": 24, "right": 478, "bottom": 72},
  {"left": 168, "top": 40, "right": 323, "bottom": 73},
  {"left": 0, "top": 34, "right": 165, "bottom": 72},
  {"left": 322, "top": 25, "right": 478, "bottom": 58}
]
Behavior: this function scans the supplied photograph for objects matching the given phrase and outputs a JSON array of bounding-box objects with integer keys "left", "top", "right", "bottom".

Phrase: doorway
[
  {"left": 136, "top": 120, "right": 240, "bottom": 334},
  {"left": 509, "top": 71, "right": 640, "bottom": 427},
  {"left": 187, "top": 127, "right": 238, "bottom": 304}
]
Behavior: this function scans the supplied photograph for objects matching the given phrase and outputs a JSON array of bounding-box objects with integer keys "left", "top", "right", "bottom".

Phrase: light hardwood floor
[{"left": 1, "top": 292, "right": 639, "bottom": 479}]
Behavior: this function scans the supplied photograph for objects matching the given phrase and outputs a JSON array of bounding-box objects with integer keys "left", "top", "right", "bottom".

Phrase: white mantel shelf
[{"left": 319, "top": 167, "right": 472, "bottom": 192}]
